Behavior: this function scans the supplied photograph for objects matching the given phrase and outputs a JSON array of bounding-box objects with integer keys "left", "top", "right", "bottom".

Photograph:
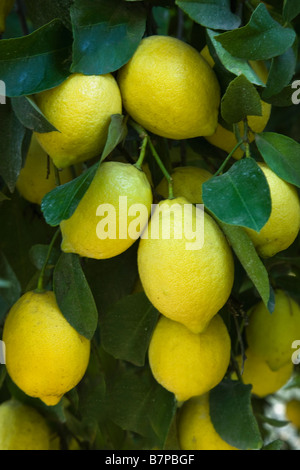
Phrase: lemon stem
[
  {"left": 36, "top": 228, "right": 61, "bottom": 293},
  {"left": 134, "top": 136, "right": 148, "bottom": 170},
  {"left": 213, "top": 139, "right": 244, "bottom": 177},
  {"left": 54, "top": 165, "right": 61, "bottom": 187}
]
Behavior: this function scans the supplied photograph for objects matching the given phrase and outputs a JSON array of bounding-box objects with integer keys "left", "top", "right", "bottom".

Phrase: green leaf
[
  {"left": 100, "top": 114, "right": 128, "bottom": 164},
  {"left": 283, "top": 0, "right": 300, "bottom": 22},
  {"left": 0, "top": 251, "right": 21, "bottom": 318},
  {"left": 11, "top": 96, "right": 59, "bottom": 133},
  {"left": 215, "top": 3, "right": 296, "bottom": 60},
  {"left": 262, "top": 43, "right": 298, "bottom": 99},
  {"left": 100, "top": 292, "right": 159, "bottom": 366},
  {"left": 209, "top": 379, "right": 263, "bottom": 450},
  {"left": 264, "top": 83, "right": 295, "bottom": 107},
  {"left": 175, "top": 0, "right": 241, "bottom": 31},
  {"left": 202, "top": 158, "right": 272, "bottom": 232},
  {"left": 29, "top": 244, "right": 61, "bottom": 270},
  {"left": 255, "top": 132, "right": 300, "bottom": 188},
  {"left": 53, "top": 252, "right": 98, "bottom": 339},
  {"left": 41, "top": 163, "right": 98, "bottom": 227},
  {"left": 256, "top": 414, "right": 289, "bottom": 428},
  {"left": 70, "top": 0, "right": 146, "bottom": 74},
  {"left": 262, "top": 439, "right": 284, "bottom": 450},
  {"left": 0, "top": 19, "right": 72, "bottom": 97},
  {"left": 221, "top": 75, "right": 262, "bottom": 124},
  {"left": 107, "top": 366, "right": 177, "bottom": 446},
  {"left": 219, "top": 222, "right": 273, "bottom": 310},
  {"left": 25, "top": 0, "right": 73, "bottom": 29}
]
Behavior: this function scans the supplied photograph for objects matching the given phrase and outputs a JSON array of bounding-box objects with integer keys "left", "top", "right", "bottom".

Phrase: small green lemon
[
  {"left": 148, "top": 314, "right": 231, "bottom": 402},
  {"left": 3, "top": 290, "right": 91, "bottom": 406},
  {"left": 34, "top": 73, "right": 122, "bottom": 169},
  {"left": 118, "top": 35, "right": 221, "bottom": 139},
  {"left": 246, "top": 290, "right": 300, "bottom": 371},
  {"left": 138, "top": 197, "right": 234, "bottom": 333},
  {"left": 244, "top": 163, "right": 300, "bottom": 258},
  {"left": 178, "top": 394, "right": 238, "bottom": 450},
  {"left": 60, "top": 161, "right": 153, "bottom": 260},
  {"left": 0, "top": 399, "right": 51, "bottom": 450},
  {"left": 285, "top": 399, "right": 300, "bottom": 429}
]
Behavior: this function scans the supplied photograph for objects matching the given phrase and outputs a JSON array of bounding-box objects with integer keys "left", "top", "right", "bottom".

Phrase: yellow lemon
[
  {"left": 138, "top": 197, "right": 234, "bottom": 333},
  {"left": 156, "top": 166, "right": 212, "bottom": 204},
  {"left": 0, "top": 0, "right": 14, "bottom": 33},
  {"left": 178, "top": 394, "right": 238, "bottom": 450},
  {"left": 246, "top": 290, "right": 300, "bottom": 371},
  {"left": 0, "top": 399, "right": 51, "bottom": 450},
  {"left": 234, "top": 349, "right": 293, "bottom": 398},
  {"left": 285, "top": 400, "right": 300, "bottom": 429},
  {"left": 148, "top": 314, "right": 231, "bottom": 402},
  {"left": 201, "top": 46, "right": 271, "bottom": 159},
  {"left": 16, "top": 134, "right": 75, "bottom": 205},
  {"left": 34, "top": 73, "right": 122, "bottom": 169},
  {"left": 61, "top": 161, "right": 152, "bottom": 260},
  {"left": 3, "top": 290, "right": 91, "bottom": 406},
  {"left": 244, "top": 163, "right": 300, "bottom": 258},
  {"left": 118, "top": 35, "right": 221, "bottom": 139}
]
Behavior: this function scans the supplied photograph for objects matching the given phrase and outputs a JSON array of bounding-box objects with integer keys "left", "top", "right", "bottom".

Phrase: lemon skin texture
[
  {"left": 61, "top": 162, "right": 152, "bottom": 260},
  {"left": 156, "top": 166, "right": 212, "bottom": 204},
  {"left": 118, "top": 35, "right": 221, "bottom": 140},
  {"left": 285, "top": 400, "right": 300, "bottom": 429},
  {"left": 178, "top": 394, "right": 238, "bottom": 450},
  {"left": 244, "top": 163, "right": 300, "bottom": 258},
  {"left": 234, "top": 349, "right": 293, "bottom": 398},
  {"left": 34, "top": 73, "right": 122, "bottom": 169},
  {"left": 3, "top": 290, "right": 91, "bottom": 406},
  {"left": 148, "top": 314, "right": 231, "bottom": 402},
  {"left": 16, "top": 134, "right": 74, "bottom": 205},
  {"left": 246, "top": 290, "right": 300, "bottom": 371},
  {"left": 138, "top": 197, "right": 234, "bottom": 333},
  {"left": 0, "top": 399, "right": 51, "bottom": 450},
  {"left": 0, "top": 0, "right": 14, "bottom": 33}
]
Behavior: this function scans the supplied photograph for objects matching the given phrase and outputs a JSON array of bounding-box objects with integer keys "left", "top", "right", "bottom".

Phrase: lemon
[
  {"left": 148, "top": 314, "right": 231, "bottom": 402},
  {"left": 246, "top": 290, "right": 300, "bottom": 371},
  {"left": 34, "top": 73, "right": 122, "bottom": 169},
  {"left": 156, "top": 166, "right": 212, "bottom": 204},
  {"left": 138, "top": 197, "right": 234, "bottom": 333},
  {"left": 0, "top": 399, "right": 51, "bottom": 450},
  {"left": 0, "top": 0, "right": 14, "bottom": 33},
  {"left": 285, "top": 399, "right": 300, "bottom": 429},
  {"left": 3, "top": 290, "right": 91, "bottom": 406},
  {"left": 234, "top": 349, "right": 293, "bottom": 398},
  {"left": 16, "top": 134, "right": 75, "bottom": 205},
  {"left": 60, "top": 161, "right": 152, "bottom": 259},
  {"left": 118, "top": 35, "right": 221, "bottom": 139},
  {"left": 201, "top": 46, "right": 271, "bottom": 159},
  {"left": 244, "top": 163, "right": 300, "bottom": 258},
  {"left": 178, "top": 394, "right": 238, "bottom": 450}
]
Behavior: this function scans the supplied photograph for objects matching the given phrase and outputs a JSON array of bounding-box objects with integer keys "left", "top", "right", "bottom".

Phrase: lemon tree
[{"left": 0, "top": 0, "right": 300, "bottom": 452}]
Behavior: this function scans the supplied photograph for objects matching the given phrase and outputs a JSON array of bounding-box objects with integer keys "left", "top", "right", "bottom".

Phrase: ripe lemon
[
  {"left": 16, "top": 134, "right": 75, "bottom": 205},
  {"left": 34, "top": 73, "right": 122, "bottom": 169},
  {"left": 285, "top": 399, "right": 300, "bottom": 429},
  {"left": 60, "top": 161, "right": 153, "bottom": 259},
  {"left": 244, "top": 163, "right": 300, "bottom": 258},
  {"left": 148, "top": 314, "right": 231, "bottom": 402},
  {"left": 0, "top": 0, "right": 14, "bottom": 33},
  {"left": 0, "top": 399, "right": 51, "bottom": 450},
  {"left": 3, "top": 290, "right": 91, "bottom": 406},
  {"left": 245, "top": 290, "right": 300, "bottom": 371},
  {"left": 138, "top": 197, "right": 234, "bottom": 333},
  {"left": 118, "top": 35, "right": 221, "bottom": 139},
  {"left": 234, "top": 349, "right": 293, "bottom": 398},
  {"left": 201, "top": 46, "right": 271, "bottom": 159},
  {"left": 156, "top": 166, "right": 212, "bottom": 204},
  {"left": 178, "top": 394, "right": 238, "bottom": 450}
]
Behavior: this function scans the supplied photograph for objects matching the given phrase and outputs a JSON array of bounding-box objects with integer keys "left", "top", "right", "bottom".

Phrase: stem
[
  {"left": 213, "top": 140, "right": 244, "bottom": 177},
  {"left": 134, "top": 136, "right": 148, "bottom": 170},
  {"left": 54, "top": 166, "right": 61, "bottom": 186},
  {"left": 36, "top": 228, "right": 61, "bottom": 293}
]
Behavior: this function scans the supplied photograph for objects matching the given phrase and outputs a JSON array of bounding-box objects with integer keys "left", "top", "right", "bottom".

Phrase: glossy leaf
[
  {"left": 100, "top": 114, "right": 128, "bottom": 164},
  {"left": 221, "top": 75, "right": 262, "bottom": 124},
  {"left": 176, "top": 0, "right": 240, "bottom": 31},
  {"left": 262, "top": 43, "right": 298, "bottom": 99},
  {"left": 11, "top": 96, "right": 58, "bottom": 133},
  {"left": 283, "top": 0, "right": 300, "bottom": 22}
]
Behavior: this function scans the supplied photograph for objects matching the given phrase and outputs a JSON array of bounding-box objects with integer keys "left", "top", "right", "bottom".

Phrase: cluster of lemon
[{"left": 2, "top": 35, "right": 300, "bottom": 450}]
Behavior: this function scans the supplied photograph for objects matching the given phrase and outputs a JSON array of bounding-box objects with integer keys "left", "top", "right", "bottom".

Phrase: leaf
[
  {"left": 53, "top": 252, "right": 98, "bottom": 339},
  {"left": 100, "top": 114, "right": 128, "bottom": 164},
  {"left": 0, "top": 251, "right": 21, "bottom": 319},
  {"left": 256, "top": 414, "right": 289, "bottom": 428},
  {"left": 221, "top": 75, "right": 262, "bottom": 124},
  {"left": 175, "top": 0, "right": 241, "bottom": 31},
  {"left": 262, "top": 43, "right": 298, "bottom": 99},
  {"left": 264, "top": 83, "right": 296, "bottom": 107},
  {"left": 29, "top": 244, "right": 61, "bottom": 270},
  {"left": 41, "top": 163, "right": 98, "bottom": 227},
  {"left": 215, "top": 3, "right": 296, "bottom": 61},
  {"left": 25, "top": 0, "right": 73, "bottom": 29},
  {"left": 262, "top": 439, "right": 284, "bottom": 450},
  {"left": 255, "top": 132, "right": 300, "bottom": 188},
  {"left": 11, "top": 96, "right": 59, "bottom": 133},
  {"left": 209, "top": 379, "right": 263, "bottom": 450},
  {"left": 283, "top": 0, "right": 300, "bottom": 22},
  {"left": 219, "top": 222, "right": 273, "bottom": 310},
  {"left": 0, "top": 19, "right": 72, "bottom": 97},
  {"left": 70, "top": 0, "right": 146, "bottom": 75},
  {"left": 100, "top": 292, "right": 160, "bottom": 366},
  {"left": 202, "top": 158, "right": 272, "bottom": 232}
]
